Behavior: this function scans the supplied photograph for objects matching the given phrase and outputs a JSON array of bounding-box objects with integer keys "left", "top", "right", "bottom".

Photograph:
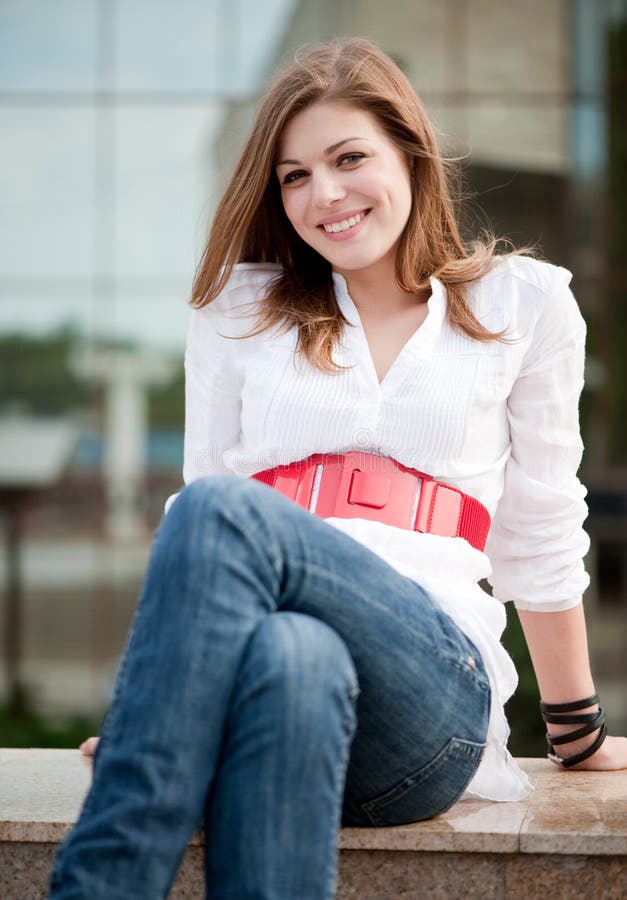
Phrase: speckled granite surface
[
  {"left": 340, "top": 757, "right": 627, "bottom": 856},
  {"left": 1, "top": 750, "right": 627, "bottom": 898}
]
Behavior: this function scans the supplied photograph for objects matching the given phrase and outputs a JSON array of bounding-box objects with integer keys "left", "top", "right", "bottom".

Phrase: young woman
[{"left": 50, "top": 37, "right": 627, "bottom": 900}]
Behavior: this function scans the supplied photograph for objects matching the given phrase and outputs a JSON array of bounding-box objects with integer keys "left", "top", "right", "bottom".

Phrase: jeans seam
[
  {"left": 322, "top": 686, "right": 359, "bottom": 899},
  {"left": 442, "top": 656, "right": 491, "bottom": 690},
  {"left": 361, "top": 736, "right": 487, "bottom": 827}
]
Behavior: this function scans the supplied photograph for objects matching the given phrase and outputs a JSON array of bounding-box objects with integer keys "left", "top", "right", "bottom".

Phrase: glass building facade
[{"left": 1, "top": 0, "right": 626, "bottom": 740}]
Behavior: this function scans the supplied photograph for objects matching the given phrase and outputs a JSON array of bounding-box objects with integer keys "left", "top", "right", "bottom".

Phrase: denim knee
[
  {"left": 236, "top": 613, "right": 359, "bottom": 733},
  {"left": 174, "top": 474, "right": 247, "bottom": 513},
  {"left": 170, "top": 474, "right": 276, "bottom": 531}
]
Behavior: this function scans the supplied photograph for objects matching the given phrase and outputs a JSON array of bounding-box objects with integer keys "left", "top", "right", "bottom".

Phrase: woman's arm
[
  {"left": 486, "top": 273, "right": 591, "bottom": 613},
  {"left": 517, "top": 604, "right": 627, "bottom": 769}
]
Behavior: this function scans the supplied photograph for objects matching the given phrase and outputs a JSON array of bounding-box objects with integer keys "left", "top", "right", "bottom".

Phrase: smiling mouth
[{"left": 319, "top": 210, "right": 370, "bottom": 234}]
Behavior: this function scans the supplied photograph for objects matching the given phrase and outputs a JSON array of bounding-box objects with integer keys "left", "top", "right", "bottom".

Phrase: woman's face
[{"left": 276, "top": 101, "right": 413, "bottom": 282}]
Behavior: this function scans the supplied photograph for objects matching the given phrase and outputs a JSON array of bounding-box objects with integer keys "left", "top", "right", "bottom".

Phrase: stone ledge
[
  {"left": 342, "top": 757, "right": 627, "bottom": 857},
  {"left": 2, "top": 751, "right": 627, "bottom": 855},
  {"left": 2, "top": 750, "right": 627, "bottom": 898}
]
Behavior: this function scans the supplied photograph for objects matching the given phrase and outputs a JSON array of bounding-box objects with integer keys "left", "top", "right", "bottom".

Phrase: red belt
[{"left": 252, "top": 451, "right": 491, "bottom": 552}]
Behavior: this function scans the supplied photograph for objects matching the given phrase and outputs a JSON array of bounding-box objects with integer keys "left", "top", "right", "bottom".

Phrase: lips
[{"left": 317, "top": 209, "right": 371, "bottom": 232}]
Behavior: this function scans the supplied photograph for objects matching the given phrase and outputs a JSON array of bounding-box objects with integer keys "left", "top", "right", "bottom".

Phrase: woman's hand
[
  {"left": 79, "top": 736, "right": 100, "bottom": 758},
  {"left": 516, "top": 606, "right": 627, "bottom": 772},
  {"left": 567, "top": 735, "right": 627, "bottom": 771}
]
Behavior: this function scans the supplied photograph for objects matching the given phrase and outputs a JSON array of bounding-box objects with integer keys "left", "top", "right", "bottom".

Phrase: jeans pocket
[{"left": 360, "top": 736, "right": 486, "bottom": 826}]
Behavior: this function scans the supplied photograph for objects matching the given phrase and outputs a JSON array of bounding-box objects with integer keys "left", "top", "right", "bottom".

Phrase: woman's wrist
[{"left": 540, "top": 693, "right": 608, "bottom": 767}]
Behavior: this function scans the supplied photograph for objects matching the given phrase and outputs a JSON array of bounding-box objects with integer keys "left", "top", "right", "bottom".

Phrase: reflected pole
[{"left": 2, "top": 491, "right": 28, "bottom": 716}]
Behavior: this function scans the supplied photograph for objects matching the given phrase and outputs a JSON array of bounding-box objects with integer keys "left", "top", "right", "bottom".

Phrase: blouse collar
[{"left": 331, "top": 270, "right": 447, "bottom": 335}]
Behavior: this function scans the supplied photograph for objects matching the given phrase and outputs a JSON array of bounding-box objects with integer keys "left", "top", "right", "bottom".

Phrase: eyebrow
[{"left": 276, "top": 137, "right": 368, "bottom": 167}]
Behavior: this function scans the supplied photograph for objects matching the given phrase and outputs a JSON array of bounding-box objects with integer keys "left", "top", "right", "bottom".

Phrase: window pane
[
  {"left": 113, "top": 0, "right": 296, "bottom": 95},
  {"left": 0, "top": 0, "right": 98, "bottom": 91},
  {"left": 0, "top": 282, "right": 95, "bottom": 336},
  {"left": 113, "top": 104, "right": 222, "bottom": 279},
  {"left": 103, "top": 283, "right": 190, "bottom": 350},
  {"left": 0, "top": 108, "right": 96, "bottom": 278},
  {"left": 0, "top": 280, "right": 189, "bottom": 350},
  {"left": 113, "top": 0, "right": 220, "bottom": 92}
]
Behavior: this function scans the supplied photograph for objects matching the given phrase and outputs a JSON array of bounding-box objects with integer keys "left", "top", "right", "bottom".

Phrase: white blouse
[{"left": 175, "top": 256, "right": 590, "bottom": 802}]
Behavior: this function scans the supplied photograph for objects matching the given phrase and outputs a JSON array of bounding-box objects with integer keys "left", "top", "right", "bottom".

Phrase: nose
[{"left": 310, "top": 168, "right": 346, "bottom": 208}]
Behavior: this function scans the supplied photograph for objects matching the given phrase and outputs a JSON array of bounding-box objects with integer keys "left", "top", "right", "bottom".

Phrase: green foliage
[
  {"left": 0, "top": 326, "right": 185, "bottom": 429},
  {"left": 148, "top": 364, "right": 185, "bottom": 428},
  {"left": 0, "top": 326, "right": 90, "bottom": 416},
  {"left": 501, "top": 605, "right": 546, "bottom": 758},
  {"left": 609, "top": 21, "right": 627, "bottom": 461},
  {"left": 0, "top": 704, "right": 100, "bottom": 749}
]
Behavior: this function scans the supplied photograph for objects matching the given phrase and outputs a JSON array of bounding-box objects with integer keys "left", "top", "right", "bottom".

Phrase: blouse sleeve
[
  {"left": 164, "top": 298, "right": 243, "bottom": 512},
  {"left": 485, "top": 277, "right": 591, "bottom": 611}
]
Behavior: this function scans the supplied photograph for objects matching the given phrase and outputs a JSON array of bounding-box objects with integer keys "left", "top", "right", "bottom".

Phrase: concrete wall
[{"left": 214, "top": 0, "right": 572, "bottom": 187}]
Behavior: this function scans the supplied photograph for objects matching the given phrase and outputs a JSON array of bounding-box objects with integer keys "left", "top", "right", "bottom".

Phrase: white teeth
[{"left": 323, "top": 211, "right": 366, "bottom": 233}]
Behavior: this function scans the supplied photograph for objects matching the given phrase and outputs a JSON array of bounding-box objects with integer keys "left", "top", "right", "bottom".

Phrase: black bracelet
[
  {"left": 540, "top": 693, "right": 599, "bottom": 714},
  {"left": 539, "top": 694, "right": 608, "bottom": 768}
]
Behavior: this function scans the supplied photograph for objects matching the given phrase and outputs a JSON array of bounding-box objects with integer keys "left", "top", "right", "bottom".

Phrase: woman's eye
[
  {"left": 282, "top": 170, "right": 307, "bottom": 185},
  {"left": 338, "top": 153, "right": 364, "bottom": 166}
]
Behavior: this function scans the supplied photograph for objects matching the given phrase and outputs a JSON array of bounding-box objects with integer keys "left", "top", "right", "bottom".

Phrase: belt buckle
[{"left": 315, "top": 451, "right": 422, "bottom": 528}]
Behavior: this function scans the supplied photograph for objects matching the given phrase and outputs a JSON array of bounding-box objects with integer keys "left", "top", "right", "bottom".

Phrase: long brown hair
[{"left": 191, "top": 37, "right": 518, "bottom": 372}]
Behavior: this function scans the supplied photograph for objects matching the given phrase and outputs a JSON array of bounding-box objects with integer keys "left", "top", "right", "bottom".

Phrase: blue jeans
[{"left": 49, "top": 475, "right": 491, "bottom": 899}]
